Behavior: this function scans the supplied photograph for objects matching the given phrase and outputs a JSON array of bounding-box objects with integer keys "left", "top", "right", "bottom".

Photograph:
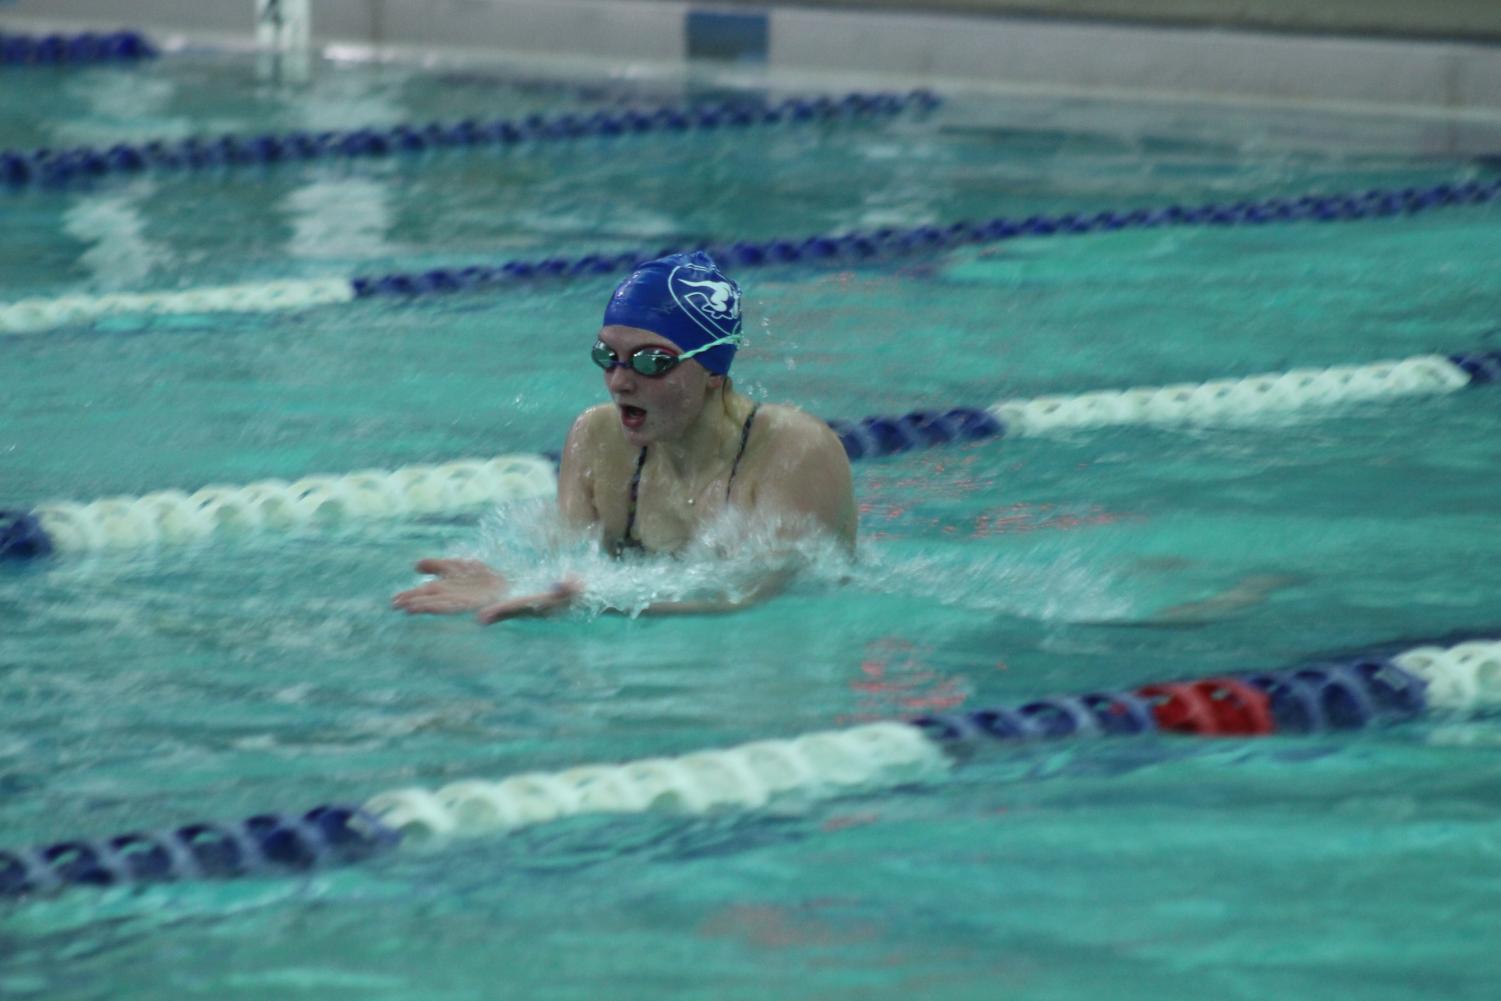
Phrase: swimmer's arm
[
  {"left": 753, "top": 418, "right": 858, "bottom": 552},
  {"left": 398, "top": 414, "right": 602, "bottom": 621},
  {"left": 631, "top": 566, "right": 797, "bottom": 616},
  {"left": 556, "top": 409, "right": 601, "bottom": 532},
  {"left": 1079, "top": 574, "right": 1305, "bottom": 628},
  {"left": 475, "top": 567, "right": 796, "bottom": 623}
]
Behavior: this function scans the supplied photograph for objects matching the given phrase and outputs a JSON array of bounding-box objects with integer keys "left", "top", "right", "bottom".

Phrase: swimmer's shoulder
[
  {"left": 572, "top": 403, "right": 620, "bottom": 442},
  {"left": 564, "top": 405, "right": 635, "bottom": 477},
  {"left": 751, "top": 403, "right": 850, "bottom": 467},
  {"left": 743, "top": 402, "right": 856, "bottom": 548},
  {"left": 571, "top": 404, "right": 638, "bottom": 450}
]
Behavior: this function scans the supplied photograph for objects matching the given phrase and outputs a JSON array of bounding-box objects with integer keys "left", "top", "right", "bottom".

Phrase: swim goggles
[{"left": 591, "top": 333, "right": 742, "bottom": 378}]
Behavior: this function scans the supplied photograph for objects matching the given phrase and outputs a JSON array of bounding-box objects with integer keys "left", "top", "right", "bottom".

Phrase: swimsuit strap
[
  {"left": 617, "top": 444, "right": 650, "bottom": 555},
  {"left": 725, "top": 404, "right": 759, "bottom": 500},
  {"left": 616, "top": 403, "right": 759, "bottom": 555}
]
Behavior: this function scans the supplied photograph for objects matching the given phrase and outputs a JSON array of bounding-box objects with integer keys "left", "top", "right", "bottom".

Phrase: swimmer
[{"left": 392, "top": 251, "right": 857, "bottom": 624}]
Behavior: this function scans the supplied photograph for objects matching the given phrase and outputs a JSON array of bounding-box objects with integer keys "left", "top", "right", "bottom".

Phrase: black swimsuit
[{"left": 612, "top": 405, "right": 759, "bottom": 557}]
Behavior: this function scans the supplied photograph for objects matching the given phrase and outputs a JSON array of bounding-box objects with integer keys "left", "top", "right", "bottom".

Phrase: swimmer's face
[{"left": 598, "top": 324, "right": 721, "bottom": 447}]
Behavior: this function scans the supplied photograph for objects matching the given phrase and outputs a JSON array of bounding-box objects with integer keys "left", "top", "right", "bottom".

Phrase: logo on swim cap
[
  {"left": 602, "top": 251, "right": 743, "bottom": 374},
  {"left": 669, "top": 263, "right": 741, "bottom": 340}
]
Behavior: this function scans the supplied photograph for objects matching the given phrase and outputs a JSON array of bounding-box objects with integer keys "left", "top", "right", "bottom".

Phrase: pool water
[{"left": 2, "top": 49, "right": 1501, "bottom": 1001}]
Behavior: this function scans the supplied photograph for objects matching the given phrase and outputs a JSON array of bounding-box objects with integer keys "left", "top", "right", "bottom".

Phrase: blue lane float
[
  {"left": 347, "top": 178, "right": 1501, "bottom": 299},
  {"left": 0, "top": 509, "right": 53, "bottom": 559},
  {"left": 910, "top": 657, "right": 1431, "bottom": 744},
  {"left": 0, "top": 806, "right": 396, "bottom": 898},
  {"left": 1, "top": 348, "right": 1495, "bottom": 560},
  {"left": 0, "top": 30, "right": 156, "bottom": 66},
  {"left": 3, "top": 639, "right": 1493, "bottom": 899},
  {"left": 0, "top": 89, "right": 939, "bottom": 190},
  {"left": 2, "top": 178, "right": 1497, "bottom": 336},
  {"left": 826, "top": 349, "right": 1501, "bottom": 460}
]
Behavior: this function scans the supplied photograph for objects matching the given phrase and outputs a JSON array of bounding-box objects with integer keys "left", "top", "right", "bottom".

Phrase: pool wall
[
  {"left": 2, "top": 0, "right": 1500, "bottom": 115},
  {"left": 705, "top": 0, "right": 1501, "bottom": 43}
]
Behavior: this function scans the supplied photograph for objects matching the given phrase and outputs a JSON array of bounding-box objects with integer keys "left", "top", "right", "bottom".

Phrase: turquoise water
[{"left": 3, "top": 50, "right": 1501, "bottom": 1000}]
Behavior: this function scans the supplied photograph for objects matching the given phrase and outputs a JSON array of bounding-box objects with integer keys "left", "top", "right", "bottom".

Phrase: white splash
[{"left": 473, "top": 501, "right": 854, "bottom": 618}]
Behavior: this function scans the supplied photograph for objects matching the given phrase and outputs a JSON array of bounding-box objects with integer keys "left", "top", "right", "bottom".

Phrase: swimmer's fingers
[
  {"left": 392, "top": 584, "right": 477, "bottom": 614},
  {"left": 393, "top": 577, "right": 509, "bottom": 614},
  {"left": 475, "top": 581, "right": 579, "bottom": 626},
  {"left": 394, "top": 593, "right": 494, "bottom": 615},
  {"left": 414, "top": 557, "right": 494, "bottom": 578},
  {"left": 394, "top": 597, "right": 451, "bottom": 615},
  {"left": 397, "top": 558, "right": 511, "bottom": 615},
  {"left": 475, "top": 593, "right": 554, "bottom": 625},
  {"left": 392, "top": 578, "right": 453, "bottom": 601}
]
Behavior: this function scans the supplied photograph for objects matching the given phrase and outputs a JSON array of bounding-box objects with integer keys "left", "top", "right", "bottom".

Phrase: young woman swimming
[{"left": 392, "top": 252, "right": 856, "bottom": 624}]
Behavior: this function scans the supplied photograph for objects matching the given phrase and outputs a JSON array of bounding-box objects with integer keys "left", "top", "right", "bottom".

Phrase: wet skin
[{"left": 392, "top": 325, "right": 855, "bottom": 623}]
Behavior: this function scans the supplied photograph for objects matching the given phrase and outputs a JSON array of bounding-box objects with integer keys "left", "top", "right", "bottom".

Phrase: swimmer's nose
[{"left": 605, "top": 363, "right": 635, "bottom": 394}]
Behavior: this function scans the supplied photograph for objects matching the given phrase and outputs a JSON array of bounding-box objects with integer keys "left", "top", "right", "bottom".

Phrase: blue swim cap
[{"left": 602, "top": 251, "right": 743, "bottom": 375}]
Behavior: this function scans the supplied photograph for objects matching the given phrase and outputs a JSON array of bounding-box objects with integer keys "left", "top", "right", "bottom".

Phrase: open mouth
[{"left": 619, "top": 404, "right": 647, "bottom": 430}]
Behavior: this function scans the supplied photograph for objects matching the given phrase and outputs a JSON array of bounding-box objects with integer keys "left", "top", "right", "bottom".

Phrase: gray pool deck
[{"left": 2, "top": 0, "right": 1499, "bottom": 118}]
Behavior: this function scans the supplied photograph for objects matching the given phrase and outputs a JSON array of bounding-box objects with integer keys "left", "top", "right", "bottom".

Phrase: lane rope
[
  {"left": 0, "top": 454, "right": 558, "bottom": 558},
  {"left": 0, "top": 90, "right": 938, "bottom": 191},
  {"left": 0, "top": 279, "right": 356, "bottom": 335},
  {"left": 3, "top": 176, "right": 1495, "bottom": 336},
  {"left": 4, "top": 639, "right": 1496, "bottom": 898},
  {"left": 3, "top": 349, "right": 1495, "bottom": 559},
  {"left": 0, "top": 30, "right": 156, "bottom": 65},
  {"left": 830, "top": 350, "right": 1500, "bottom": 459}
]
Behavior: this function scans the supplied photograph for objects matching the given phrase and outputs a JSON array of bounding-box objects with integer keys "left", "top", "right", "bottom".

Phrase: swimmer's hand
[
  {"left": 475, "top": 577, "right": 582, "bottom": 625},
  {"left": 391, "top": 558, "right": 510, "bottom": 616},
  {"left": 1146, "top": 572, "right": 1306, "bottom": 626}
]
